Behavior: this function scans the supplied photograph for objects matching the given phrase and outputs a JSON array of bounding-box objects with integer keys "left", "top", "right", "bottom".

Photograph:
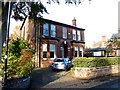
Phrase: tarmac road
[{"left": 29, "top": 67, "right": 120, "bottom": 89}]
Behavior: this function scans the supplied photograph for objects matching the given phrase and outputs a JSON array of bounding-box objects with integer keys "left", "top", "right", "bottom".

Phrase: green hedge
[{"left": 72, "top": 57, "right": 120, "bottom": 68}]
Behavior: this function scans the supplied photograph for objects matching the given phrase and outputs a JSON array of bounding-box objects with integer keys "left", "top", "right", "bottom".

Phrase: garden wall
[{"left": 74, "top": 65, "right": 120, "bottom": 79}]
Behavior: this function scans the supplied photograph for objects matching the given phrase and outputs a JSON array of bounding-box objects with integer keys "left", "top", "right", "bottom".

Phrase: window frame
[
  {"left": 43, "top": 23, "right": 49, "bottom": 36},
  {"left": 50, "top": 44, "right": 56, "bottom": 59},
  {"left": 72, "top": 29, "right": 76, "bottom": 40},
  {"left": 50, "top": 24, "right": 56, "bottom": 37},
  {"left": 42, "top": 44, "right": 47, "bottom": 60},
  {"left": 77, "top": 30, "right": 81, "bottom": 41},
  {"left": 63, "top": 27, "right": 67, "bottom": 39}
]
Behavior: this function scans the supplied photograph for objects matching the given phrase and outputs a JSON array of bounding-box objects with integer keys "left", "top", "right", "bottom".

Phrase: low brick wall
[{"left": 74, "top": 66, "right": 120, "bottom": 79}]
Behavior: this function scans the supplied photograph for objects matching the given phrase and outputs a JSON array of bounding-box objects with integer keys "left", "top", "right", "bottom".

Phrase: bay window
[
  {"left": 74, "top": 46, "right": 78, "bottom": 57},
  {"left": 50, "top": 44, "right": 56, "bottom": 58},
  {"left": 42, "top": 44, "right": 47, "bottom": 58}
]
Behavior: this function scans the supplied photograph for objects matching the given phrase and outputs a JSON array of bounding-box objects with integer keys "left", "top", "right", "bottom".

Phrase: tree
[{"left": 0, "top": 0, "right": 91, "bottom": 63}]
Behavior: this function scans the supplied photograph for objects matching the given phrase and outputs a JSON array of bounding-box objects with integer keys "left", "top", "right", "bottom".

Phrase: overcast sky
[{"left": 10, "top": 0, "right": 119, "bottom": 47}]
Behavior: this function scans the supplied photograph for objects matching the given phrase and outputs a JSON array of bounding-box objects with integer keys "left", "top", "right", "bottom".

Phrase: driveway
[{"left": 29, "top": 67, "right": 120, "bottom": 89}]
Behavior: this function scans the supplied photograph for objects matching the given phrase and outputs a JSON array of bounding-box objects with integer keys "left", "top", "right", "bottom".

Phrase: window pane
[
  {"left": 79, "top": 51, "right": 82, "bottom": 57},
  {"left": 77, "top": 31, "right": 81, "bottom": 40},
  {"left": 50, "top": 44, "right": 55, "bottom": 51},
  {"left": 80, "top": 47, "right": 83, "bottom": 51},
  {"left": 43, "top": 44, "right": 47, "bottom": 51},
  {"left": 74, "top": 46, "right": 78, "bottom": 51},
  {"left": 75, "top": 51, "right": 78, "bottom": 57},
  {"left": 43, "top": 52, "right": 47, "bottom": 58},
  {"left": 50, "top": 52, "right": 54, "bottom": 58},
  {"left": 63, "top": 27, "right": 67, "bottom": 39},
  {"left": 72, "top": 29, "right": 76, "bottom": 40},
  {"left": 43, "top": 23, "right": 48, "bottom": 36},
  {"left": 51, "top": 25, "right": 56, "bottom": 37}
]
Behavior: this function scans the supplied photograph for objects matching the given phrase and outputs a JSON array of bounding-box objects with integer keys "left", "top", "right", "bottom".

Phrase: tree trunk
[{"left": 0, "top": 2, "right": 9, "bottom": 62}]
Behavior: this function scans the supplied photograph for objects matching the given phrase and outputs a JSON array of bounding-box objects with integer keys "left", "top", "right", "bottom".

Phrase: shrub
[
  {"left": 1, "top": 39, "right": 35, "bottom": 78},
  {"left": 72, "top": 57, "right": 120, "bottom": 68}
]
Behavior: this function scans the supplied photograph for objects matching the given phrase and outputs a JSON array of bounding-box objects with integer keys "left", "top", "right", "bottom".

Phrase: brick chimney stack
[{"left": 72, "top": 17, "right": 76, "bottom": 26}]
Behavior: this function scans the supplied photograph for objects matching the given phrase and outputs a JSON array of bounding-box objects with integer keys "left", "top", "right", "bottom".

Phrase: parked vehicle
[{"left": 51, "top": 58, "right": 73, "bottom": 71}]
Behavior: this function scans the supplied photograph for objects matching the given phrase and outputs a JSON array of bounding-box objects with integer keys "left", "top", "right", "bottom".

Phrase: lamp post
[{"left": 3, "top": 1, "right": 12, "bottom": 87}]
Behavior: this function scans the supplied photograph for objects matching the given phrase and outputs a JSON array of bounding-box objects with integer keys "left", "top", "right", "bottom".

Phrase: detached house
[{"left": 20, "top": 17, "right": 85, "bottom": 67}]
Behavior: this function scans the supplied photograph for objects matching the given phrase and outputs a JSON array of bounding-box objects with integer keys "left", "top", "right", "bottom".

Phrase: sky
[{"left": 10, "top": 0, "right": 119, "bottom": 47}]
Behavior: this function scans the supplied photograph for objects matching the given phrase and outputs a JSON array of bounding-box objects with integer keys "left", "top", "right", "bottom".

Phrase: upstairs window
[
  {"left": 72, "top": 29, "right": 76, "bottom": 40},
  {"left": 63, "top": 27, "right": 67, "bottom": 39},
  {"left": 77, "top": 30, "right": 81, "bottom": 41},
  {"left": 51, "top": 25, "right": 56, "bottom": 37},
  {"left": 43, "top": 23, "right": 49, "bottom": 36},
  {"left": 81, "top": 31, "right": 84, "bottom": 41}
]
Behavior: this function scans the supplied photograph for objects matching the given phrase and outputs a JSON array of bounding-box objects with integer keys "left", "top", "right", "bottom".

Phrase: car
[{"left": 51, "top": 58, "right": 73, "bottom": 71}]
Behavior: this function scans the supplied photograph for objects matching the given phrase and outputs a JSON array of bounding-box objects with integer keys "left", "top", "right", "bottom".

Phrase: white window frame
[
  {"left": 51, "top": 24, "right": 56, "bottom": 37},
  {"left": 42, "top": 44, "right": 47, "bottom": 60},
  {"left": 50, "top": 44, "right": 56, "bottom": 59},
  {"left": 72, "top": 29, "right": 76, "bottom": 40},
  {"left": 63, "top": 27, "right": 67, "bottom": 39},
  {"left": 43, "top": 23, "right": 49, "bottom": 36},
  {"left": 74, "top": 46, "right": 78, "bottom": 57}
]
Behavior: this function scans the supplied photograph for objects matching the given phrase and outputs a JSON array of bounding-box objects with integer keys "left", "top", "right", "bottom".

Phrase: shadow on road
[{"left": 29, "top": 67, "right": 67, "bottom": 89}]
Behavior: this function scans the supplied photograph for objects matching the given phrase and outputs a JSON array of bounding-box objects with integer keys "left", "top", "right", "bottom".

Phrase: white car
[{"left": 51, "top": 58, "right": 73, "bottom": 71}]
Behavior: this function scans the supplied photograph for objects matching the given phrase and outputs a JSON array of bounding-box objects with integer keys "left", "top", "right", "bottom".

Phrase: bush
[
  {"left": 1, "top": 39, "right": 35, "bottom": 78},
  {"left": 72, "top": 57, "right": 120, "bottom": 68}
]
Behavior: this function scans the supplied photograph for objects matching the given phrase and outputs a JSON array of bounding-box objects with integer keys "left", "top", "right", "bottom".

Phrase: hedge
[{"left": 72, "top": 57, "right": 120, "bottom": 68}]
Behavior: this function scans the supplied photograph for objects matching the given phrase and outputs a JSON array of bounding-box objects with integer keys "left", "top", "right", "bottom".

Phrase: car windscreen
[{"left": 54, "top": 59, "right": 64, "bottom": 62}]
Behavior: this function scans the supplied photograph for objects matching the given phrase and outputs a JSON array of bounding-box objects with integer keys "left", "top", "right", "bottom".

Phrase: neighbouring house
[
  {"left": 85, "top": 48, "right": 107, "bottom": 57},
  {"left": 20, "top": 17, "right": 85, "bottom": 68},
  {"left": 85, "top": 35, "right": 107, "bottom": 57},
  {"left": 110, "top": 29, "right": 120, "bottom": 56},
  {"left": 93, "top": 35, "right": 106, "bottom": 48}
]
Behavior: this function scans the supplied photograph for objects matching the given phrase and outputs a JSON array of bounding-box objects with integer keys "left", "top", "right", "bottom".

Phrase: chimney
[
  {"left": 72, "top": 17, "right": 76, "bottom": 26},
  {"left": 102, "top": 35, "right": 106, "bottom": 42}
]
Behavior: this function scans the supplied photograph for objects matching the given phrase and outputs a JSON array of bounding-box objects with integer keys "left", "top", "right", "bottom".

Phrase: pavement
[{"left": 29, "top": 67, "right": 120, "bottom": 89}]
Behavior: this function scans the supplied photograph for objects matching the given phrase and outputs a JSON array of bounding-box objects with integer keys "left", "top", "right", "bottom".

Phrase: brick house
[
  {"left": 93, "top": 35, "right": 106, "bottom": 48},
  {"left": 20, "top": 17, "right": 85, "bottom": 67}
]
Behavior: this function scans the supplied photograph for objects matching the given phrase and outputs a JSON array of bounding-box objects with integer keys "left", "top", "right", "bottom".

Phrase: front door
[{"left": 64, "top": 44, "right": 68, "bottom": 58}]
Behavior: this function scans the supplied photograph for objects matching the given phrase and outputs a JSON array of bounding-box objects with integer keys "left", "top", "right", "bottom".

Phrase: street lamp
[{"left": 2, "top": 1, "right": 12, "bottom": 87}]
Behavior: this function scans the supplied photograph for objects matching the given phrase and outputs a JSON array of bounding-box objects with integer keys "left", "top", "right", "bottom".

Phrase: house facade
[
  {"left": 93, "top": 35, "right": 106, "bottom": 48},
  {"left": 21, "top": 17, "right": 85, "bottom": 67},
  {"left": 110, "top": 30, "right": 120, "bottom": 56}
]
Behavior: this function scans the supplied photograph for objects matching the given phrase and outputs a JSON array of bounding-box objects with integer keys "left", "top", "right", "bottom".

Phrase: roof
[
  {"left": 85, "top": 48, "right": 107, "bottom": 52},
  {"left": 111, "top": 33, "right": 120, "bottom": 39},
  {"left": 43, "top": 19, "right": 85, "bottom": 31}
]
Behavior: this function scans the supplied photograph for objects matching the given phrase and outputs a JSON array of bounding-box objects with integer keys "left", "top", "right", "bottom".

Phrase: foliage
[
  {"left": 1, "top": 39, "right": 35, "bottom": 78},
  {"left": 72, "top": 57, "right": 120, "bottom": 68}
]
